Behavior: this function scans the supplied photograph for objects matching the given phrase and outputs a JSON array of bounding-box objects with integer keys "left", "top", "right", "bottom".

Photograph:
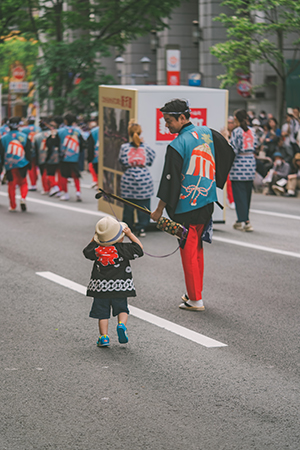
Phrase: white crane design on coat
[{"left": 180, "top": 133, "right": 216, "bottom": 206}]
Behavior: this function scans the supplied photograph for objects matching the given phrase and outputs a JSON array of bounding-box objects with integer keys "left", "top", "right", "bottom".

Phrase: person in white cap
[{"left": 83, "top": 216, "right": 143, "bottom": 347}]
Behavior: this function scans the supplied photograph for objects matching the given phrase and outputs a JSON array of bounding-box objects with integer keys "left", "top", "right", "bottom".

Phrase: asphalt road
[{"left": 1, "top": 173, "right": 299, "bottom": 450}]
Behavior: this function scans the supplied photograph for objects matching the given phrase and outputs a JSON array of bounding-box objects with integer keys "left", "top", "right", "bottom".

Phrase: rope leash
[{"left": 103, "top": 193, "right": 183, "bottom": 259}]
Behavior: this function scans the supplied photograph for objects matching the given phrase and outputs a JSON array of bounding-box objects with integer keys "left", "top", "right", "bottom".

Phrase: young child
[{"left": 83, "top": 216, "right": 143, "bottom": 347}]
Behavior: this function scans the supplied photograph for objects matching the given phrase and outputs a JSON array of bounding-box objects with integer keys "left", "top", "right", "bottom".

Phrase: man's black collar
[{"left": 180, "top": 122, "right": 192, "bottom": 132}]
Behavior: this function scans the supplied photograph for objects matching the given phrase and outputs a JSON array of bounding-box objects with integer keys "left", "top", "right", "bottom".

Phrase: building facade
[{"left": 103, "top": 0, "right": 300, "bottom": 121}]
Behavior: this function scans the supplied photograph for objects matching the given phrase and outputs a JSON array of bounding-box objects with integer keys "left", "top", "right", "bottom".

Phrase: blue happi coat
[
  {"left": 58, "top": 126, "right": 83, "bottom": 163},
  {"left": 2, "top": 130, "right": 30, "bottom": 171},
  {"left": 171, "top": 124, "right": 217, "bottom": 214},
  {"left": 91, "top": 126, "right": 99, "bottom": 164}
]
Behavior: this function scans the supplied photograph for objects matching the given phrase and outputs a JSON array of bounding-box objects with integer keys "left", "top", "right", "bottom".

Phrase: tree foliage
[
  {"left": 0, "top": 36, "right": 38, "bottom": 91},
  {"left": 0, "top": 0, "right": 34, "bottom": 43},
  {"left": 210, "top": 0, "right": 300, "bottom": 121},
  {"left": 27, "top": 0, "right": 181, "bottom": 115},
  {"left": 1, "top": 0, "right": 181, "bottom": 115}
]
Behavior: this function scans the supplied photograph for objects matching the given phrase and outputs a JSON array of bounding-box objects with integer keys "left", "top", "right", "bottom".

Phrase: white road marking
[
  {"left": 0, "top": 192, "right": 107, "bottom": 217},
  {"left": 213, "top": 236, "right": 300, "bottom": 259},
  {"left": 250, "top": 208, "right": 300, "bottom": 221},
  {"left": 36, "top": 271, "right": 228, "bottom": 348},
  {"left": 2, "top": 191, "right": 299, "bottom": 258}
]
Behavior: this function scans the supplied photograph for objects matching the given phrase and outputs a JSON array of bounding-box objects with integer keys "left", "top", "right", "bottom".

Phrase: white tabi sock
[{"left": 187, "top": 299, "right": 204, "bottom": 307}]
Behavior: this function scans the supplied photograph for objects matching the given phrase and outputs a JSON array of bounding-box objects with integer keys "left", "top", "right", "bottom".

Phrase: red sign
[
  {"left": 167, "top": 72, "right": 180, "bottom": 86},
  {"left": 12, "top": 65, "right": 26, "bottom": 81},
  {"left": 166, "top": 49, "right": 181, "bottom": 86},
  {"left": 236, "top": 75, "right": 251, "bottom": 98},
  {"left": 156, "top": 108, "right": 207, "bottom": 141}
]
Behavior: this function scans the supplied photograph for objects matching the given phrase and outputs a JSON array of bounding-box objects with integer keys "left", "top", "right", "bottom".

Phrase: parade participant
[
  {"left": 119, "top": 120, "right": 156, "bottom": 237},
  {"left": 87, "top": 117, "right": 99, "bottom": 188},
  {"left": 0, "top": 118, "right": 9, "bottom": 184},
  {"left": 230, "top": 109, "right": 258, "bottom": 232},
  {"left": 21, "top": 117, "right": 41, "bottom": 191},
  {"left": 34, "top": 119, "right": 51, "bottom": 195},
  {"left": 57, "top": 113, "right": 85, "bottom": 201},
  {"left": 0, "top": 118, "right": 10, "bottom": 137},
  {"left": 83, "top": 216, "right": 143, "bottom": 347},
  {"left": 151, "top": 99, "right": 234, "bottom": 311},
  {"left": 46, "top": 117, "right": 62, "bottom": 197},
  {"left": 0, "top": 116, "right": 31, "bottom": 211}
]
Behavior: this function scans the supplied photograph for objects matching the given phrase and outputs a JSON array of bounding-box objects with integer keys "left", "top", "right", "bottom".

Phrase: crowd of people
[
  {"left": 223, "top": 107, "right": 300, "bottom": 203},
  {"left": 0, "top": 113, "right": 99, "bottom": 212}
]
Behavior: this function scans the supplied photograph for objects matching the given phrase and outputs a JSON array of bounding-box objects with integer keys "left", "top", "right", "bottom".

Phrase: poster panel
[
  {"left": 166, "top": 49, "right": 181, "bottom": 86},
  {"left": 98, "top": 86, "right": 137, "bottom": 218}
]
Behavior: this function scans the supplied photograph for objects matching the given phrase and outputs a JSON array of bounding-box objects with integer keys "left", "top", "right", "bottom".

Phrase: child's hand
[{"left": 123, "top": 226, "right": 132, "bottom": 236}]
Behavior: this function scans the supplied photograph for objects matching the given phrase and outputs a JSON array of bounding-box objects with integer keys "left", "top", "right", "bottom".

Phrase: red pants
[
  {"left": 61, "top": 173, "right": 80, "bottom": 193},
  {"left": 227, "top": 176, "right": 234, "bottom": 204},
  {"left": 180, "top": 224, "right": 204, "bottom": 301},
  {"left": 28, "top": 158, "right": 38, "bottom": 187},
  {"left": 48, "top": 170, "right": 63, "bottom": 190},
  {"left": 41, "top": 167, "right": 50, "bottom": 192},
  {"left": 8, "top": 168, "right": 28, "bottom": 209},
  {"left": 89, "top": 162, "right": 98, "bottom": 183}
]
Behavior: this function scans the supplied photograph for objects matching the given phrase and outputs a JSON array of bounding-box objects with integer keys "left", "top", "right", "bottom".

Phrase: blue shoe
[
  {"left": 97, "top": 335, "right": 110, "bottom": 347},
  {"left": 117, "top": 323, "right": 128, "bottom": 344}
]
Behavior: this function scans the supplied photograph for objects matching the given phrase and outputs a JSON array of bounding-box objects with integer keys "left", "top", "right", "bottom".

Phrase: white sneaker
[
  {"left": 49, "top": 185, "right": 60, "bottom": 197},
  {"left": 60, "top": 193, "right": 70, "bottom": 201},
  {"left": 233, "top": 221, "right": 244, "bottom": 231},
  {"left": 55, "top": 191, "right": 62, "bottom": 198},
  {"left": 28, "top": 185, "right": 37, "bottom": 191},
  {"left": 76, "top": 192, "right": 82, "bottom": 202},
  {"left": 244, "top": 222, "right": 254, "bottom": 232},
  {"left": 90, "top": 182, "right": 98, "bottom": 189}
]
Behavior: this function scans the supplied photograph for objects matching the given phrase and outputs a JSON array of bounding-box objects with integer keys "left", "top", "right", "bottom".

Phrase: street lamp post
[{"left": 114, "top": 56, "right": 151, "bottom": 85}]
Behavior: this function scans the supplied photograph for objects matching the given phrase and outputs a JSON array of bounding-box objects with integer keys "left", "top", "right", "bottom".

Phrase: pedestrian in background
[
  {"left": 87, "top": 117, "right": 99, "bottom": 189},
  {"left": 46, "top": 117, "right": 63, "bottom": 197},
  {"left": 34, "top": 119, "right": 51, "bottom": 195},
  {"left": 119, "top": 120, "right": 156, "bottom": 237},
  {"left": 0, "top": 117, "right": 31, "bottom": 211},
  {"left": 21, "top": 117, "right": 41, "bottom": 191},
  {"left": 221, "top": 115, "right": 236, "bottom": 209},
  {"left": 57, "top": 113, "right": 85, "bottom": 202},
  {"left": 230, "top": 109, "right": 257, "bottom": 232},
  {"left": 83, "top": 216, "right": 143, "bottom": 347},
  {"left": 285, "top": 153, "right": 300, "bottom": 197}
]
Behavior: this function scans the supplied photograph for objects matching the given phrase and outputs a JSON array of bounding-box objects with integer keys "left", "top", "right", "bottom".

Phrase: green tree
[
  {"left": 27, "top": 0, "right": 182, "bottom": 115},
  {"left": 0, "top": 0, "right": 34, "bottom": 43},
  {"left": 210, "top": 0, "right": 300, "bottom": 124},
  {"left": 0, "top": 36, "right": 38, "bottom": 92}
]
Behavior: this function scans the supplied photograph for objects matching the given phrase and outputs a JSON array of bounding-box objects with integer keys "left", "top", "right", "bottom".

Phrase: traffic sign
[
  {"left": 12, "top": 65, "right": 26, "bottom": 81},
  {"left": 9, "top": 82, "right": 29, "bottom": 93}
]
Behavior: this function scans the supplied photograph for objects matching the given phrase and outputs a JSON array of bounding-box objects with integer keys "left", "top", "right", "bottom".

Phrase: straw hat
[{"left": 94, "top": 217, "right": 127, "bottom": 246}]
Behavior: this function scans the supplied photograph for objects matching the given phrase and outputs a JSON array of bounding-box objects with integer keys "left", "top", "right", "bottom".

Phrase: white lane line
[
  {"left": 213, "top": 236, "right": 300, "bottom": 259},
  {"left": 250, "top": 208, "right": 300, "bottom": 221},
  {"left": 36, "top": 271, "right": 227, "bottom": 348},
  {"left": 0, "top": 192, "right": 107, "bottom": 217},
  {"left": 2, "top": 191, "right": 298, "bottom": 259}
]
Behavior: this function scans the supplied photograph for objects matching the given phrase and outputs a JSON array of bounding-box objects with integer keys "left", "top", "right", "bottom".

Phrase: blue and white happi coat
[
  {"left": 229, "top": 126, "right": 257, "bottom": 181},
  {"left": 119, "top": 142, "right": 156, "bottom": 200}
]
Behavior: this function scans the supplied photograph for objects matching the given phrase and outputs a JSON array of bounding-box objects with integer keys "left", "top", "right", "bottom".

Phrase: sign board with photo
[
  {"left": 98, "top": 86, "right": 137, "bottom": 218},
  {"left": 99, "top": 85, "right": 228, "bottom": 223}
]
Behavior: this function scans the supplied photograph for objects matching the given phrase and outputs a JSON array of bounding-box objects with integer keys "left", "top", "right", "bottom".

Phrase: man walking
[{"left": 151, "top": 99, "right": 234, "bottom": 311}]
